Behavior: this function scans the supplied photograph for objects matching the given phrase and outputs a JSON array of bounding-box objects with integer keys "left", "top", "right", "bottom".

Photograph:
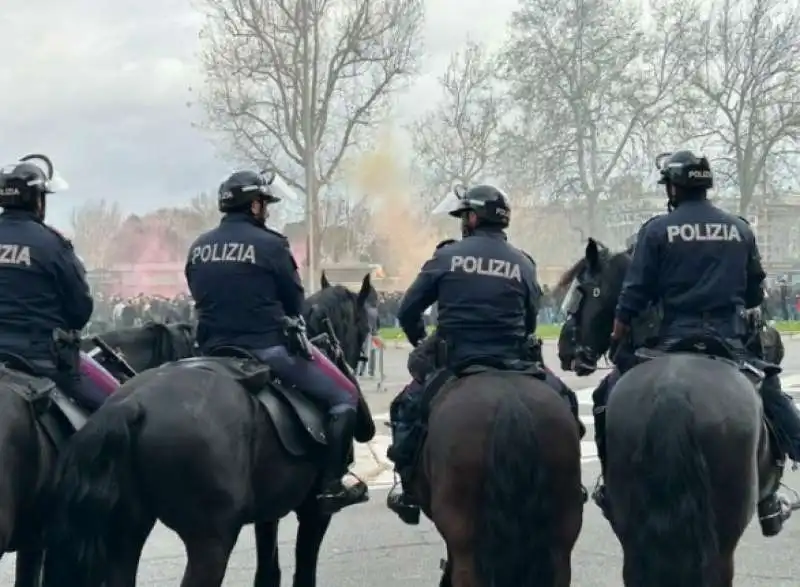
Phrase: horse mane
[
  {"left": 555, "top": 257, "right": 587, "bottom": 293},
  {"left": 555, "top": 240, "right": 630, "bottom": 295}
]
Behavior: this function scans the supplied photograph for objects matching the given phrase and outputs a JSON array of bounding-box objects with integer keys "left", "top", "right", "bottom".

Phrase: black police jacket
[
  {"left": 397, "top": 229, "right": 540, "bottom": 363},
  {"left": 186, "top": 213, "right": 304, "bottom": 352},
  {"left": 0, "top": 210, "right": 93, "bottom": 360},
  {"left": 616, "top": 199, "right": 765, "bottom": 338}
]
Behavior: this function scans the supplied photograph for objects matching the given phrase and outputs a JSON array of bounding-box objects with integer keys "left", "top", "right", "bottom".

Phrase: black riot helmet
[
  {"left": 656, "top": 151, "right": 713, "bottom": 210},
  {"left": 0, "top": 154, "right": 60, "bottom": 217},
  {"left": 448, "top": 184, "right": 511, "bottom": 237},
  {"left": 217, "top": 169, "right": 281, "bottom": 213}
]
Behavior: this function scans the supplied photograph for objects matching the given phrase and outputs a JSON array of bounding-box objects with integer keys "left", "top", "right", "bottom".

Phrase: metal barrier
[{"left": 358, "top": 335, "right": 387, "bottom": 392}]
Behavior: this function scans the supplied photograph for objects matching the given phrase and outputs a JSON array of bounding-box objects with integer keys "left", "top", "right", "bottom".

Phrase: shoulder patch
[
  {"left": 435, "top": 238, "right": 457, "bottom": 250},
  {"left": 43, "top": 223, "right": 73, "bottom": 249}
]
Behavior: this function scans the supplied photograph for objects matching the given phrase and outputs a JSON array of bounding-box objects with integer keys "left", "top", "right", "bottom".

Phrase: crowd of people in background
[
  {"left": 85, "top": 293, "right": 194, "bottom": 334},
  {"left": 764, "top": 278, "right": 800, "bottom": 321},
  {"left": 84, "top": 277, "right": 800, "bottom": 337},
  {"left": 86, "top": 283, "right": 565, "bottom": 336}
]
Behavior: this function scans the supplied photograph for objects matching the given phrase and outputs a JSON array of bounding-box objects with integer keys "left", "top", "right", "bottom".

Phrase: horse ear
[
  {"left": 357, "top": 273, "right": 372, "bottom": 306},
  {"left": 585, "top": 238, "right": 600, "bottom": 271},
  {"left": 320, "top": 271, "right": 331, "bottom": 289}
]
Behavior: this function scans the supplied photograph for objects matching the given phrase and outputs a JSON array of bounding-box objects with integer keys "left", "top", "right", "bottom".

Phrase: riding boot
[
  {"left": 387, "top": 466, "right": 421, "bottom": 525},
  {"left": 386, "top": 422, "right": 422, "bottom": 525},
  {"left": 317, "top": 411, "right": 369, "bottom": 515},
  {"left": 755, "top": 375, "right": 797, "bottom": 535},
  {"left": 591, "top": 407, "right": 612, "bottom": 521}
]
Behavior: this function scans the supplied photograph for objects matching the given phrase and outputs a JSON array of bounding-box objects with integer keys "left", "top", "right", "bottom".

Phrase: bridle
[{"left": 563, "top": 275, "right": 606, "bottom": 375}]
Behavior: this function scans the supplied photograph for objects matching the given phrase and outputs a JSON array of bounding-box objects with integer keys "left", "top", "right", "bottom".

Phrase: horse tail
[
  {"left": 475, "top": 388, "right": 555, "bottom": 587},
  {"left": 625, "top": 391, "right": 719, "bottom": 587},
  {"left": 44, "top": 400, "right": 145, "bottom": 587}
]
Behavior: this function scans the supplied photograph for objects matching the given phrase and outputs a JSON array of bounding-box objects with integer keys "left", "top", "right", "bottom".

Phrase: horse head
[
  {"left": 557, "top": 238, "right": 631, "bottom": 374},
  {"left": 304, "top": 273, "right": 375, "bottom": 370}
]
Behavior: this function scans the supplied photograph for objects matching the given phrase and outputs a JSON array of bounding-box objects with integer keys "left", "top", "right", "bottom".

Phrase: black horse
[
  {"left": 558, "top": 238, "right": 791, "bottom": 587},
  {"left": 0, "top": 322, "right": 197, "bottom": 587},
  {"left": 81, "top": 321, "right": 196, "bottom": 376},
  {"left": 43, "top": 275, "right": 376, "bottom": 587}
]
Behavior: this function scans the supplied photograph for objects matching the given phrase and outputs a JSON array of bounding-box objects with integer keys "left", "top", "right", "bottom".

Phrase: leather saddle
[
  {"left": 172, "top": 346, "right": 327, "bottom": 457},
  {"left": 419, "top": 357, "right": 547, "bottom": 421},
  {"left": 634, "top": 333, "right": 782, "bottom": 388},
  {"left": 0, "top": 351, "right": 89, "bottom": 445}
]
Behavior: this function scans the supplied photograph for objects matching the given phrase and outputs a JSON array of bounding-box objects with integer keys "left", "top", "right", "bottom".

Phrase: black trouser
[{"left": 761, "top": 374, "right": 800, "bottom": 461}]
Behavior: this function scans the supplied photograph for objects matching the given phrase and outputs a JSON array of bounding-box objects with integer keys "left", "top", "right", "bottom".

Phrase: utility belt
[
  {"left": 432, "top": 333, "right": 538, "bottom": 370},
  {"left": 661, "top": 306, "right": 748, "bottom": 339}
]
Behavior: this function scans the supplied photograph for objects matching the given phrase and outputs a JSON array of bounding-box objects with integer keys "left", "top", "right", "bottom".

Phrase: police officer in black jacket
[
  {"left": 598, "top": 150, "right": 800, "bottom": 534},
  {"left": 385, "top": 184, "right": 584, "bottom": 522},
  {"left": 185, "top": 170, "right": 366, "bottom": 514},
  {"left": 0, "top": 156, "right": 95, "bottom": 407}
]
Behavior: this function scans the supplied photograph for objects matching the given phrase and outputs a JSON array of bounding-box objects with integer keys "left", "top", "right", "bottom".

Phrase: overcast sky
[{"left": 0, "top": 0, "right": 517, "bottom": 230}]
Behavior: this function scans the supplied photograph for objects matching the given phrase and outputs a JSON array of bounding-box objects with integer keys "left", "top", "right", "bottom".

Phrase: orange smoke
[{"left": 346, "top": 133, "right": 440, "bottom": 289}]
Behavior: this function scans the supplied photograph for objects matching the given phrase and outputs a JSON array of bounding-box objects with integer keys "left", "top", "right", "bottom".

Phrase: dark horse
[
  {"left": 405, "top": 367, "right": 583, "bottom": 587},
  {"left": 0, "top": 322, "right": 196, "bottom": 587},
  {"left": 43, "top": 275, "right": 376, "bottom": 587},
  {"left": 558, "top": 238, "right": 790, "bottom": 587},
  {"left": 81, "top": 321, "right": 196, "bottom": 376}
]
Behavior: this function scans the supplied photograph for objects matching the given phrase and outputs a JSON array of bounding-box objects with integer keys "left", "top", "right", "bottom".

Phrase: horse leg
[
  {"left": 719, "top": 553, "right": 735, "bottom": 587},
  {"left": 14, "top": 546, "right": 43, "bottom": 587},
  {"left": 552, "top": 550, "right": 572, "bottom": 587},
  {"left": 292, "top": 500, "right": 333, "bottom": 587},
  {"left": 439, "top": 551, "right": 453, "bottom": 587},
  {"left": 253, "top": 521, "right": 281, "bottom": 587},
  {"left": 179, "top": 525, "right": 242, "bottom": 587},
  {"left": 449, "top": 550, "right": 478, "bottom": 587},
  {"left": 105, "top": 517, "right": 155, "bottom": 587}
]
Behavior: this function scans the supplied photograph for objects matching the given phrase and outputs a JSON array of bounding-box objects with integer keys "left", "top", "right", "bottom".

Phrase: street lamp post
[{"left": 301, "top": 0, "right": 317, "bottom": 293}]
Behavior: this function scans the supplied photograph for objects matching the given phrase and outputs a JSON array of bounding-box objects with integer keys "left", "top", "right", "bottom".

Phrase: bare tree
[
  {"left": 319, "top": 193, "right": 374, "bottom": 260},
  {"left": 197, "top": 0, "right": 423, "bottom": 261},
  {"left": 69, "top": 200, "right": 123, "bottom": 269},
  {"left": 188, "top": 192, "right": 220, "bottom": 232},
  {"left": 410, "top": 41, "right": 503, "bottom": 206},
  {"left": 681, "top": 0, "right": 800, "bottom": 213},
  {"left": 499, "top": 0, "right": 693, "bottom": 233}
]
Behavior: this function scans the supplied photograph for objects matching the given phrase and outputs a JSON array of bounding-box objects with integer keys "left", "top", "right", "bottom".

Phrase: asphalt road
[{"left": 3, "top": 338, "right": 800, "bottom": 585}]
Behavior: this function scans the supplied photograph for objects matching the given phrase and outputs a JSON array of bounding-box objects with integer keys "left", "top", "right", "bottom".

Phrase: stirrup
[
  {"left": 759, "top": 493, "right": 789, "bottom": 537},
  {"left": 317, "top": 473, "right": 369, "bottom": 514},
  {"left": 387, "top": 472, "right": 420, "bottom": 525}
]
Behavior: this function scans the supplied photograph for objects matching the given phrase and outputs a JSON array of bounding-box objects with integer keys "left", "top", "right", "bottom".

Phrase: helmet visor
[
  {"left": 432, "top": 184, "right": 469, "bottom": 216},
  {"left": 432, "top": 190, "right": 462, "bottom": 215}
]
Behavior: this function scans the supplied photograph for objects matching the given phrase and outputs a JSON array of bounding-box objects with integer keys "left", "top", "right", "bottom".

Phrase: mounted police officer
[
  {"left": 593, "top": 150, "right": 800, "bottom": 534},
  {"left": 185, "top": 170, "right": 366, "bottom": 514},
  {"left": 0, "top": 155, "right": 104, "bottom": 409},
  {"left": 385, "top": 184, "right": 584, "bottom": 523}
]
